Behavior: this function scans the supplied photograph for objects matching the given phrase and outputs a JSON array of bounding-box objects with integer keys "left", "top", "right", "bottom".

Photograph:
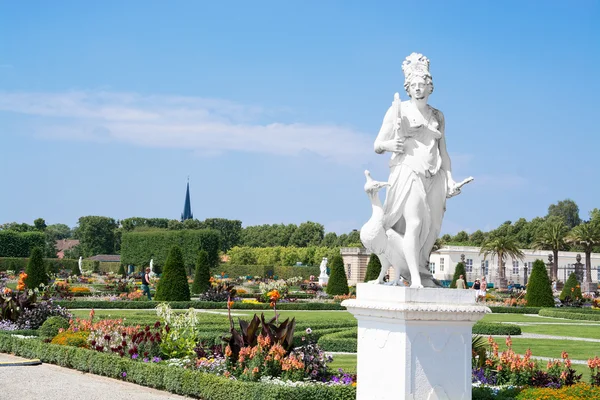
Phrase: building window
[
  {"left": 481, "top": 260, "right": 489, "bottom": 275},
  {"left": 525, "top": 262, "right": 532, "bottom": 275},
  {"left": 347, "top": 264, "right": 352, "bottom": 279},
  {"left": 440, "top": 258, "right": 444, "bottom": 272},
  {"left": 597, "top": 267, "right": 600, "bottom": 281},
  {"left": 512, "top": 261, "right": 519, "bottom": 275},
  {"left": 466, "top": 259, "right": 473, "bottom": 273},
  {"left": 430, "top": 262, "right": 436, "bottom": 274}
]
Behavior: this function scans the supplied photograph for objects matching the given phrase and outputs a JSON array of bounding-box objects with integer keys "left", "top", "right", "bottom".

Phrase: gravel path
[{"left": 0, "top": 353, "right": 190, "bottom": 400}]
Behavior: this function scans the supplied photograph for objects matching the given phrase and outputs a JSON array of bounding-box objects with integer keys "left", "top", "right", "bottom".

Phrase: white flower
[{"left": 306, "top": 328, "right": 312, "bottom": 334}]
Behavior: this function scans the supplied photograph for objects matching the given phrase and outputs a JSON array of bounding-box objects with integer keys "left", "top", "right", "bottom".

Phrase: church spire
[{"left": 181, "top": 177, "right": 193, "bottom": 221}]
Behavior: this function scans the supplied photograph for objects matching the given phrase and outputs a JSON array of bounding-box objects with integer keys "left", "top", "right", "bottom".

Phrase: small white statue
[
  {"left": 318, "top": 257, "right": 329, "bottom": 286},
  {"left": 149, "top": 258, "right": 156, "bottom": 278},
  {"left": 78, "top": 256, "right": 83, "bottom": 275}
]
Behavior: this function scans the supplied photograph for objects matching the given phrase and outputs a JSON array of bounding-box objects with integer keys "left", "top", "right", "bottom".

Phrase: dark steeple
[{"left": 181, "top": 178, "right": 193, "bottom": 221}]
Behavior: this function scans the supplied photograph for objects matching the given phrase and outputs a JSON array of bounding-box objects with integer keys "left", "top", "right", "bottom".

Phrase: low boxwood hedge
[
  {"left": 539, "top": 308, "right": 600, "bottom": 321},
  {"left": 488, "top": 306, "right": 542, "bottom": 314},
  {"left": 55, "top": 300, "right": 346, "bottom": 310},
  {"left": 0, "top": 335, "right": 355, "bottom": 400},
  {"left": 472, "top": 322, "right": 521, "bottom": 336},
  {"left": 318, "top": 328, "right": 357, "bottom": 353}
]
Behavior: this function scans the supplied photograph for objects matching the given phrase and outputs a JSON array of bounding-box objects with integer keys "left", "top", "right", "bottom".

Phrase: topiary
[
  {"left": 39, "top": 316, "right": 70, "bottom": 338},
  {"left": 450, "top": 262, "right": 467, "bottom": 288},
  {"left": 71, "top": 260, "right": 81, "bottom": 276},
  {"left": 525, "top": 259, "right": 555, "bottom": 307},
  {"left": 364, "top": 254, "right": 382, "bottom": 282},
  {"left": 155, "top": 246, "right": 191, "bottom": 301},
  {"left": 191, "top": 250, "right": 211, "bottom": 294},
  {"left": 326, "top": 255, "right": 349, "bottom": 296},
  {"left": 560, "top": 272, "right": 583, "bottom": 302},
  {"left": 118, "top": 263, "right": 126, "bottom": 278},
  {"left": 25, "top": 247, "right": 48, "bottom": 289}
]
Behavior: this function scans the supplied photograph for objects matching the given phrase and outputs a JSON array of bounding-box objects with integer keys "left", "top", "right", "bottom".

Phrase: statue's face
[{"left": 408, "top": 76, "right": 430, "bottom": 100}]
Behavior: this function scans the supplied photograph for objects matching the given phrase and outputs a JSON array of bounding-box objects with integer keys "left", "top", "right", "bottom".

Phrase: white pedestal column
[{"left": 342, "top": 284, "right": 490, "bottom": 400}]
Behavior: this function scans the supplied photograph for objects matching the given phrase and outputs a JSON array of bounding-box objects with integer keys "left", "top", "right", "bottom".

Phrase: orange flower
[
  {"left": 225, "top": 345, "right": 232, "bottom": 357},
  {"left": 2, "top": 287, "right": 12, "bottom": 295},
  {"left": 227, "top": 301, "right": 234, "bottom": 309},
  {"left": 561, "top": 351, "right": 568, "bottom": 360}
]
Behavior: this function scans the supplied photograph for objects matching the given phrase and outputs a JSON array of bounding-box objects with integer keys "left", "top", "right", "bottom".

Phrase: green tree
[
  {"left": 533, "top": 216, "right": 569, "bottom": 281},
  {"left": 322, "top": 232, "right": 338, "bottom": 247},
  {"left": 453, "top": 231, "right": 469, "bottom": 243},
  {"left": 326, "top": 255, "right": 349, "bottom": 295},
  {"left": 364, "top": 254, "right": 382, "bottom": 282},
  {"left": 288, "top": 221, "right": 324, "bottom": 247},
  {"left": 560, "top": 272, "right": 583, "bottom": 302},
  {"left": 480, "top": 236, "right": 524, "bottom": 288},
  {"left": 45, "top": 224, "right": 72, "bottom": 240},
  {"left": 450, "top": 262, "right": 467, "bottom": 288},
  {"left": 566, "top": 221, "right": 600, "bottom": 283},
  {"left": 469, "top": 230, "right": 486, "bottom": 246},
  {"left": 74, "top": 216, "right": 118, "bottom": 257},
  {"left": 191, "top": 250, "right": 211, "bottom": 294},
  {"left": 525, "top": 259, "right": 554, "bottom": 307},
  {"left": 199, "top": 218, "right": 242, "bottom": 252},
  {"left": 547, "top": 199, "right": 581, "bottom": 229},
  {"left": 33, "top": 218, "right": 47, "bottom": 231},
  {"left": 24, "top": 247, "right": 48, "bottom": 289},
  {"left": 155, "top": 246, "right": 190, "bottom": 301}
]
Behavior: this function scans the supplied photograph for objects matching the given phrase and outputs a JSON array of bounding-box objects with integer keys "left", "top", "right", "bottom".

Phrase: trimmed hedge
[
  {"left": 0, "top": 257, "right": 79, "bottom": 274},
  {"left": 0, "top": 231, "right": 46, "bottom": 257},
  {"left": 0, "top": 335, "right": 356, "bottom": 400},
  {"left": 538, "top": 308, "right": 600, "bottom": 321},
  {"left": 54, "top": 300, "right": 347, "bottom": 310},
  {"left": 525, "top": 259, "right": 554, "bottom": 307},
  {"left": 488, "top": 306, "right": 542, "bottom": 314},
  {"left": 155, "top": 246, "right": 190, "bottom": 302},
  {"left": 472, "top": 322, "right": 521, "bottom": 335},
  {"left": 121, "top": 229, "right": 221, "bottom": 270},
  {"left": 318, "top": 328, "right": 357, "bottom": 352}
]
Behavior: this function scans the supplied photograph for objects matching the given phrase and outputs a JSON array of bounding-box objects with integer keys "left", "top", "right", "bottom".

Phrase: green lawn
[
  {"left": 520, "top": 323, "right": 600, "bottom": 339},
  {"left": 329, "top": 354, "right": 356, "bottom": 373}
]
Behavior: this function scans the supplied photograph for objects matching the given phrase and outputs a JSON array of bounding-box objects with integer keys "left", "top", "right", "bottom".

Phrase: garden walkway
[{"left": 0, "top": 353, "right": 190, "bottom": 400}]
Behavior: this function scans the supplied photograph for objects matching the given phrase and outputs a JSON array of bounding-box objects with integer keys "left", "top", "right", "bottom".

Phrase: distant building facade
[{"left": 341, "top": 246, "right": 600, "bottom": 287}]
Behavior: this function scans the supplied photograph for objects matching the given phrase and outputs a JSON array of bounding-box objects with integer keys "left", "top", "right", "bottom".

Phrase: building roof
[
  {"left": 87, "top": 254, "right": 121, "bottom": 262},
  {"left": 181, "top": 180, "right": 193, "bottom": 221},
  {"left": 55, "top": 239, "right": 80, "bottom": 252}
]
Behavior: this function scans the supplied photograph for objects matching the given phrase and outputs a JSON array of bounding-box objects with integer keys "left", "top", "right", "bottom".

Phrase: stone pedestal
[
  {"left": 583, "top": 282, "right": 598, "bottom": 293},
  {"left": 318, "top": 275, "right": 329, "bottom": 286},
  {"left": 342, "top": 284, "right": 490, "bottom": 400}
]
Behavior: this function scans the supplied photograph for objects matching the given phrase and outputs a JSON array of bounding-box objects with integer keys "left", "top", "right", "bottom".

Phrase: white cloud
[{"left": 0, "top": 90, "right": 372, "bottom": 163}]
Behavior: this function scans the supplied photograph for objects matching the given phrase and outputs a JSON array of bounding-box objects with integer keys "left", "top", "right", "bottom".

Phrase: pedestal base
[
  {"left": 318, "top": 276, "right": 329, "bottom": 286},
  {"left": 342, "top": 284, "right": 490, "bottom": 400}
]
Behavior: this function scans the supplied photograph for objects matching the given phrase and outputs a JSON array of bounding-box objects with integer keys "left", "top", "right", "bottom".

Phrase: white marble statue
[
  {"left": 361, "top": 53, "right": 472, "bottom": 288},
  {"left": 149, "top": 258, "right": 156, "bottom": 278},
  {"left": 78, "top": 256, "right": 83, "bottom": 275},
  {"left": 318, "top": 257, "right": 329, "bottom": 285}
]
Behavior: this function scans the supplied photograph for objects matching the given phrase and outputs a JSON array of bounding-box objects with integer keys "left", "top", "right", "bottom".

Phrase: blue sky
[{"left": 1, "top": 1, "right": 599, "bottom": 235}]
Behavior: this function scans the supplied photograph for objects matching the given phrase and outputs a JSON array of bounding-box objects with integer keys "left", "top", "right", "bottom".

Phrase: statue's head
[{"left": 402, "top": 53, "right": 434, "bottom": 99}]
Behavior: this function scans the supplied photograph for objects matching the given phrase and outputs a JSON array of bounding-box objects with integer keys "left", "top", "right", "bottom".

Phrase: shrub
[
  {"left": 472, "top": 322, "right": 521, "bottom": 335},
  {"left": 24, "top": 247, "right": 48, "bottom": 289},
  {"left": 450, "top": 262, "right": 466, "bottom": 288},
  {"left": 326, "top": 255, "right": 349, "bottom": 296},
  {"left": 154, "top": 246, "right": 190, "bottom": 302},
  {"left": 0, "top": 231, "right": 46, "bottom": 258},
  {"left": 15, "top": 300, "right": 72, "bottom": 330},
  {"left": 525, "top": 259, "right": 554, "bottom": 307},
  {"left": 560, "top": 272, "right": 583, "bottom": 302},
  {"left": 364, "top": 254, "right": 382, "bottom": 282},
  {"left": 488, "top": 306, "right": 542, "bottom": 314},
  {"left": 318, "top": 329, "right": 357, "bottom": 352},
  {"left": 39, "top": 316, "right": 70, "bottom": 338},
  {"left": 538, "top": 308, "right": 600, "bottom": 321},
  {"left": 191, "top": 250, "right": 211, "bottom": 294},
  {"left": 118, "top": 263, "right": 126, "bottom": 277}
]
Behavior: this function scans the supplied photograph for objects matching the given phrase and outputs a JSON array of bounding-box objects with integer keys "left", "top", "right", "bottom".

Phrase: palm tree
[
  {"left": 566, "top": 221, "right": 600, "bottom": 283},
  {"left": 533, "top": 217, "right": 569, "bottom": 281},
  {"left": 479, "top": 236, "right": 524, "bottom": 289}
]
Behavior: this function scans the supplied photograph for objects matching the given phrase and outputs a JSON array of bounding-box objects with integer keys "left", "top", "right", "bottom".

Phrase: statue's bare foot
[{"left": 410, "top": 283, "right": 424, "bottom": 289}]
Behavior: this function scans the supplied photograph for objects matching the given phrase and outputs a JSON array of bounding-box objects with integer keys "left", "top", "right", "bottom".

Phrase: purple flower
[
  {"left": 131, "top": 354, "right": 138, "bottom": 359},
  {"left": 143, "top": 358, "right": 149, "bottom": 363},
  {"left": 152, "top": 357, "right": 161, "bottom": 363},
  {"left": 121, "top": 372, "right": 127, "bottom": 378}
]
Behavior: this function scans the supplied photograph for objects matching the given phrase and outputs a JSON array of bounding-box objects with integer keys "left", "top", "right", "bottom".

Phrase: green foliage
[
  {"left": 453, "top": 230, "right": 469, "bottom": 243},
  {"left": 0, "top": 335, "right": 356, "bottom": 400},
  {"left": 121, "top": 217, "right": 170, "bottom": 231},
  {"left": 480, "top": 236, "right": 524, "bottom": 283},
  {"left": 33, "top": 218, "right": 47, "bottom": 231},
  {"left": 472, "top": 322, "right": 521, "bottom": 335},
  {"left": 45, "top": 224, "right": 72, "bottom": 241},
  {"left": 0, "top": 231, "right": 46, "bottom": 257},
  {"left": 54, "top": 300, "right": 346, "bottom": 310},
  {"left": 199, "top": 218, "right": 242, "bottom": 252},
  {"left": 121, "top": 229, "right": 220, "bottom": 271},
  {"left": 0, "top": 257, "right": 78, "bottom": 274},
  {"left": 155, "top": 246, "right": 190, "bottom": 302},
  {"left": 364, "top": 254, "right": 382, "bottom": 282},
  {"left": 288, "top": 221, "right": 325, "bottom": 247},
  {"left": 117, "top": 263, "right": 126, "bottom": 277},
  {"left": 326, "top": 255, "right": 349, "bottom": 296},
  {"left": 533, "top": 216, "right": 569, "bottom": 279},
  {"left": 25, "top": 247, "right": 48, "bottom": 289},
  {"left": 191, "top": 250, "right": 211, "bottom": 294},
  {"left": 525, "top": 259, "right": 555, "bottom": 307},
  {"left": 70, "top": 258, "right": 81, "bottom": 276},
  {"left": 227, "top": 246, "right": 340, "bottom": 267},
  {"left": 74, "top": 216, "right": 118, "bottom": 257},
  {"left": 488, "top": 306, "right": 542, "bottom": 314},
  {"left": 560, "top": 272, "right": 583, "bottom": 301},
  {"left": 538, "top": 308, "right": 600, "bottom": 321},
  {"left": 241, "top": 223, "right": 297, "bottom": 247},
  {"left": 450, "top": 262, "right": 467, "bottom": 288},
  {"left": 547, "top": 199, "right": 582, "bottom": 229},
  {"left": 39, "top": 316, "right": 70, "bottom": 338}
]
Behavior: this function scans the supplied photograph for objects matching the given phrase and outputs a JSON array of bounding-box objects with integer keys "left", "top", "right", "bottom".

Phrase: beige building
[{"left": 341, "top": 246, "right": 600, "bottom": 288}]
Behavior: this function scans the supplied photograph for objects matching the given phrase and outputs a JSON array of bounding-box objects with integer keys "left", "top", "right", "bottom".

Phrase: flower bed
[{"left": 54, "top": 300, "right": 346, "bottom": 310}]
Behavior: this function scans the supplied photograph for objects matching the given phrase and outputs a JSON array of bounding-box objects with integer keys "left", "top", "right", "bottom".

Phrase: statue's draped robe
[{"left": 375, "top": 99, "right": 447, "bottom": 269}]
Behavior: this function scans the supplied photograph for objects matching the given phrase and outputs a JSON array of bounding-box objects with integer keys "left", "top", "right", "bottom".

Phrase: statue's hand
[
  {"left": 446, "top": 179, "right": 460, "bottom": 198},
  {"left": 379, "top": 138, "right": 405, "bottom": 153}
]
